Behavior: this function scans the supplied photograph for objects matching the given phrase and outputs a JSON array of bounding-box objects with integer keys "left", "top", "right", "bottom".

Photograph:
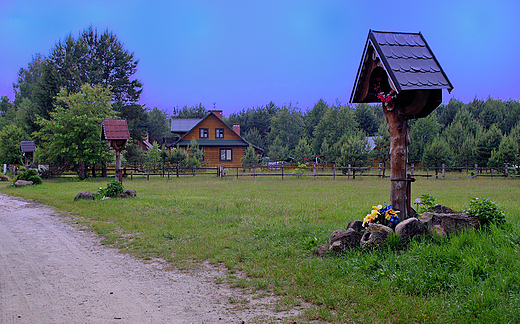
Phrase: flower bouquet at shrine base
[{"left": 362, "top": 203, "right": 400, "bottom": 228}]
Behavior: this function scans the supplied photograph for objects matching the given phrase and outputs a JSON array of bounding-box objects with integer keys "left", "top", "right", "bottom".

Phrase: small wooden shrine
[
  {"left": 20, "top": 140, "right": 36, "bottom": 168},
  {"left": 102, "top": 119, "right": 130, "bottom": 183},
  {"left": 350, "top": 30, "right": 453, "bottom": 219}
]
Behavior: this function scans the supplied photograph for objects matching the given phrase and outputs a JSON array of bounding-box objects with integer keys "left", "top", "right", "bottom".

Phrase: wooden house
[{"left": 167, "top": 110, "right": 263, "bottom": 167}]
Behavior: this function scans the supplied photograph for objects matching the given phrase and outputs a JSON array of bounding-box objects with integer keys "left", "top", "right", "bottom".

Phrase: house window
[
  {"left": 199, "top": 128, "right": 208, "bottom": 138},
  {"left": 215, "top": 128, "right": 224, "bottom": 138},
  {"left": 220, "top": 148, "right": 232, "bottom": 161}
]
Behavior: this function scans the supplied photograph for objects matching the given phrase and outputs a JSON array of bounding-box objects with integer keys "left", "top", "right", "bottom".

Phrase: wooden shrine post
[
  {"left": 350, "top": 30, "right": 453, "bottom": 220},
  {"left": 102, "top": 119, "right": 130, "bottom": 183}
]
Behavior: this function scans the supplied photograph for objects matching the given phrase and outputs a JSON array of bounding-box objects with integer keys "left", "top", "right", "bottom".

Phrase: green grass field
[{"left": 2, "top": 176, "right": 520, "bottom": 323}]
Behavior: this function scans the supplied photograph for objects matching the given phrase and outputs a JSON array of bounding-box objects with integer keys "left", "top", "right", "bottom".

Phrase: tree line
[{"left": 1, "top": 26, "right": 519, "bottom": 178}]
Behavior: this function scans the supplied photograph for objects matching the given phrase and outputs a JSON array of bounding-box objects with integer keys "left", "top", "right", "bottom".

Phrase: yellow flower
[
  {"left": 385, "top": 208, "right": 400, "bottom": 219},
  {"left": 99, "top": 187, "right": 103, "bottom": 190}
]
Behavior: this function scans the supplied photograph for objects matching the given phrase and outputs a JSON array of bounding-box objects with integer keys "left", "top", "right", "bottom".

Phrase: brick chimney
[
  {"left": 209, "top": 110, "right": 223, "bottom": 119},
  {"left": 233, "top": 123, "right": 241, "bottom": 136}
]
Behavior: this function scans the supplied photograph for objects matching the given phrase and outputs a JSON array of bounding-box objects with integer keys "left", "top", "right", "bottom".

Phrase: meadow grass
[{"left": 2, "top": 176, "right": 520, "bottom": 323}]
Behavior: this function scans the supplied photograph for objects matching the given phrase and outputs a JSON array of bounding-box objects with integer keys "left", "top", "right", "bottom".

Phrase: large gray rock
[
  {"left": 395, "top": 217, "right": 427, "bottom": 245},
  {"left": 114, "top": 189, "right": 137, "bottom": 199},
  {"left": 360, "top": 223, "right": 393, "bottom": 248},
  {"left": 74, "top": 191, "right": 94, "bottom": 200},
  {"left": 347, "top": 220, "right": 363, "bottom": 233},
  {"left": 328, "top": 228, "right": 362, "bottom": 253},
  {"left": 419, "top": 212, "right": 480, "bottom": 235},
  {"left": 430, "top": 205, "right": 457, "bottom": 214},
  {"left": 14, "top": 180, "right": 33, "bottom": 187}
]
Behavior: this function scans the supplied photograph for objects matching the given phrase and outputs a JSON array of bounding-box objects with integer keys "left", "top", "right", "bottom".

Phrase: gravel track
[{"left": 0, "top": 193, "right": 303, "bottom": 323}]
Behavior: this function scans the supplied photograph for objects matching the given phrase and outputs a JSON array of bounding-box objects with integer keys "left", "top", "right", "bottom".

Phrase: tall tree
[
  {"left": 436, "top": 98, "right": 463, "bottom": 127},
  {"left": 241, "top": 144, "right": 260, "bottom": 167},
  {"left": 292, "top": 138, "right": 312, "bottom": 163},
  {"left": 12, "top": 54, "right": 44, "bottom": 106},
  {"left": 0, "top": 124, "right": 28, "bottom": 165},
  {"left": 312, "top": 102, "right": 359, "bottom": 156},
  {"left": 172, "top": 104, "right": 207, "bottom": 119},
  {"left": 422, "top": 137, "right": 450, "bottom": 174},
  {"left": 146, "top": 107, "right": 170, "bottom": 144},
  {"left": 32, "top": 26, "right": 143, "bottom": 134},
  {"left": 35, "top": 84, "right": 116, "bottom": 179},
  {"left": 475, "top": 124, "right": 503, "bottom": 167},
  {"left": 353, "top": 103, "right": 379, "bottom": 136},
  {"left": 268, "top": 136, "right": 289, "bottom": 162},
  {"left": 408, "top": 114, "right": 441, "bottom": 164},
  {"left": 335, "top": 132, "right": 370, "bottom": 178},
  {"left": 488, "top": 135, "right": 519, "bottom": 168},
  {"left": 304, "top": 99, "right": 329, "bottom": 139},
  {"left": 226, "top": 101, "right": 279, "bottom": 141},
  {"left": 268, "top": 105, "right": 306, "bottom": 153},
  {"left": 242, "top": 128, "right": 264, "bottom": 149}
]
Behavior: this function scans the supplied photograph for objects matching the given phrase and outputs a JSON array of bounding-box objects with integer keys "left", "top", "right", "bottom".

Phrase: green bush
[
  {"left": 15, "top": 169, "right": 42, "bottom": 185},
  {"left": 105, "top": 180, "right": 124, "bottom": 197},
  {"left": 466, "top": 197, "right": 505, "bottom": 227}
]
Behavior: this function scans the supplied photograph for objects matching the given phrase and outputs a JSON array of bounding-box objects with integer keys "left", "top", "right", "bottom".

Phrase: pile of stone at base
[{"left": 316, "top": 205, "right": 480, "bottom": 257}]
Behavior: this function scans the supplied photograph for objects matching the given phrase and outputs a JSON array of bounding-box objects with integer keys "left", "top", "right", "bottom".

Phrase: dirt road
[{"left": 0, "top": 194, "right": 301, "bottom": 323}]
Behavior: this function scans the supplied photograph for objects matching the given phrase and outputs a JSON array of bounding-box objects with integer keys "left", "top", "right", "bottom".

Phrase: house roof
[
  {"left": 351, "top": 30, "right": 453, "bottom": 103},
  {"left": 20, "top": 140, "right": 35, "bottom": 153},
  {"left": 102, "top": 119, "right": 130, "bottom": 140},
  {"left": 170, "top": 119, "right": 202, "bottom": 132}
]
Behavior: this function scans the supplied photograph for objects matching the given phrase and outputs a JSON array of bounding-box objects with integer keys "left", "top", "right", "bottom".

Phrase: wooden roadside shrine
[
  {"left": 350, "top": 30, "right": 453, "bottom": 220},
  {"left": 102, "top": 119, "right": 130, "bottom": 183},
  {"left": 20, "top": 140, "right": 36, "bottom": 169}
]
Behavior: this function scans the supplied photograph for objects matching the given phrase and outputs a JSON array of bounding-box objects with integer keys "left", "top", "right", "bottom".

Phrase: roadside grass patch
[{"left": 2, "top": 176, "right": 519, "bottom": 323}]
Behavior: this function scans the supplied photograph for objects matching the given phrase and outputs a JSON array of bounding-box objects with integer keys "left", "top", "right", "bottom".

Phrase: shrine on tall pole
[
  {"left": 20, "top": 140, "right": 36, "bottom": 169},
  {"left": 102, "top": 119, "right": 130, "bottom": 183},
  {"left": 350, "top": 30, "right": 453, "bottom": 220}
]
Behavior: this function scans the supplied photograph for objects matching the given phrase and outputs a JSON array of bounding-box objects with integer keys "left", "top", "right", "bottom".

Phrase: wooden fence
[
  {"left": 218, "top": 163, "right": 520, "bottom": 180},
  {"left": 36, "top": 163, "right": 519, "bottom": 180}
]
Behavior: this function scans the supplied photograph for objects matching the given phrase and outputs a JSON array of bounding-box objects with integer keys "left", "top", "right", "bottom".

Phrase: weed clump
[{"left": 465, "top": 197, "right": 505, "bottom": 228}]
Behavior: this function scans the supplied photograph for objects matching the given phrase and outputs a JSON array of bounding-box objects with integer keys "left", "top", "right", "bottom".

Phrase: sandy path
[{"left": 0, "top": 194, "right": 301, "bottom": 323}]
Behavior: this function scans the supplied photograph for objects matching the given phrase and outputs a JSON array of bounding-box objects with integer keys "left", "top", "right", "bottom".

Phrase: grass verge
[{"left": 2, "top": 176, "right": 520, "bottom": 323}]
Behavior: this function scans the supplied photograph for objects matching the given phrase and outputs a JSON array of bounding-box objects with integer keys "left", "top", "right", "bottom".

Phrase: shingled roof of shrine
[{"left": 351, "top": 30, "right": 453, "bottom": 103}]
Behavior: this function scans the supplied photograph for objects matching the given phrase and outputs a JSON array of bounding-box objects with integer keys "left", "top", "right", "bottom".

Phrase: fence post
[
  {"left": 313, "top": 163, "right": 316, "bottom": 180},
  {"left": 147, "top": 172, "right": 150, "bottom": 180},
  {"left": 491, "top": 168, "right": 493, "bottom": 179},
  {"left": 253, "top": 166, "right": 256, "bottom": 178},
  {"left": 168, "top": 170, "right": 170, "bottom": 179},
  {"left": 426, "top": 167, "right": 429, "bottom": 178},
  {"left": 333, "top": 164, "right": 336, "bottom": 180},
  {"left": 348, "top": 164, "right": 351, "bottom": 180},
  {"left": 131, "top": 171, "right": 133, "bottom": 181},
  {"left": 442, "top": 164, "right": 445, "bottom": 180},
  {"left": 411, "top": 164, "right": 415, "bottom": 178},
  {"left": 176, "top": 165, "right": 179, "bottom": 177},
  {"left": 475, "top": 164, "right": 478, "bottom": 178},
  {"left": 378, "top": 163, "right": 382, "bottom": 178},
  {"left": 193, "top": 165, "right": 196, "bottom": 176},
  {"left": 282, "top": 165, "right": 284, "bottom": 180},
  {"left": 505, "top": 163, "right": 509, "bottom": 178}
]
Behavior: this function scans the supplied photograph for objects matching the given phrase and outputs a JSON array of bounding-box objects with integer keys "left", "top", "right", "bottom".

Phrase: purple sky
[{"left": 1, "top": 0, "right": 519, "bottom": 117}]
